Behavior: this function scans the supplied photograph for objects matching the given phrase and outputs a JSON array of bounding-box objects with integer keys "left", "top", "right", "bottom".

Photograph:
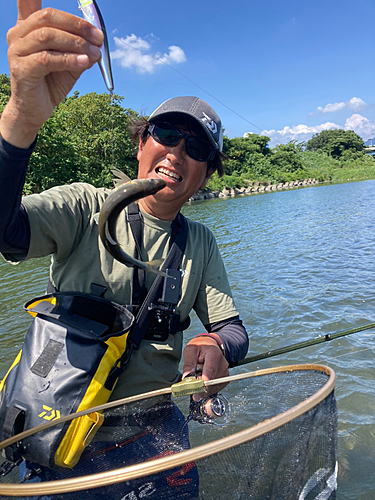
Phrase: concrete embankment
[{"left": 188, "top": 178, "right": 320, "bottom": 202}]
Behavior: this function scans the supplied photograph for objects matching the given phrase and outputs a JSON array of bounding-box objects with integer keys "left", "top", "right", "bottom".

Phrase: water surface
[{"left": 1, "top": 180, "right": 375, "bottom": 498}]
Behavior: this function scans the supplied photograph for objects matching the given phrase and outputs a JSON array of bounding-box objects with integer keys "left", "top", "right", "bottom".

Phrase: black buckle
[{"left": 0, "top": 459, "right": 22, "bottom": 477}]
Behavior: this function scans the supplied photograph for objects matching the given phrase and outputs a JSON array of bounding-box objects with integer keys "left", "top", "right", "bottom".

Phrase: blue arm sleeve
[
  {"left": 0, "top": 134, "right": 36, "bottom": 259},
  {"left": 205, "top": 316, "right": 249, "bottom": 365}
]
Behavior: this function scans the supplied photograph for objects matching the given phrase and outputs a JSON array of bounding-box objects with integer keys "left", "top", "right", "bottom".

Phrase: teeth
[{"left": 158, "top": 167, "right": 181, "bottom": 182}]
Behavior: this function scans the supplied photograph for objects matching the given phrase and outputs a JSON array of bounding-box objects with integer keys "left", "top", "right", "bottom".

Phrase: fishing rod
[{"left": 231, "top": 321, "right": 375, "bottom": 367}]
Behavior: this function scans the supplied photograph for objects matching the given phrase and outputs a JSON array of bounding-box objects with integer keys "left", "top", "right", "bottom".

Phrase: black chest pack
[{"left": 0, "top": 204, "right": 188, "bottom": 470}]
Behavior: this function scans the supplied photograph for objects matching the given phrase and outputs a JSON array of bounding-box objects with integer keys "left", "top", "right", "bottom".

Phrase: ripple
[{"left": 183, "top": 180, "right": 375, "bottom": 499}]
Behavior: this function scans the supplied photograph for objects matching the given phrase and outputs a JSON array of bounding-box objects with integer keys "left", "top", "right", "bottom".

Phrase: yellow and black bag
[{"left": 0, "top": 292, "right": 134, "bottom": 469}]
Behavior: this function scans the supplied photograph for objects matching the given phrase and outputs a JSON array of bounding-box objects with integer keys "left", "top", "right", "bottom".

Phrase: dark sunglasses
[{"left": 149, "top": 122, "right": 216, "bottom": 162}]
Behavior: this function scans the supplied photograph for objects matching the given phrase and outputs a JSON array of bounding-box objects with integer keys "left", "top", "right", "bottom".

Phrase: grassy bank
[{"left": 207, "top": 151, "right": 375, "bottom": 191}]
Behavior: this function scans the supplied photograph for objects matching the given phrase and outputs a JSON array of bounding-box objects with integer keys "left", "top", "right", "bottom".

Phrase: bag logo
[
  {"left": 201, "top": 112, "right": 217, "bottom": 134},
  {"left": 38, "top": 405, "right": 61, "bottom": 421}
]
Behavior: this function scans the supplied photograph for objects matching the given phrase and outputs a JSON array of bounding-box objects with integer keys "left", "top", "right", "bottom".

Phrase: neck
[{"left": 138, "top": 198, "right": 180, "bottom": 221}]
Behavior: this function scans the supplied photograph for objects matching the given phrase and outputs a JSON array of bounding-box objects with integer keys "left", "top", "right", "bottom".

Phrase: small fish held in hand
[{"left": 98, "top": 179, "right": 168, "bottom": 277}]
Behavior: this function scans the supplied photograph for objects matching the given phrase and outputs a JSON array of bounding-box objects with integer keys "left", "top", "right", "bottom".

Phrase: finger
[
  {"left": 17, "top": 0, "right": 42, "bottom": 21},
  {"left": 13, "top": 28, "right": 102, "bottom": 59},
  {"left": 11, "top": 51, "right": 94, "bottom": 80},
  {"left": 182, "top": 345, "right": 199, "bottom": 379},
  {"left": 13, "top": 8, "right": 103, "bottom": 46},
  {"left": 201, "top": 348, "right": 228, "bottom": 382}
]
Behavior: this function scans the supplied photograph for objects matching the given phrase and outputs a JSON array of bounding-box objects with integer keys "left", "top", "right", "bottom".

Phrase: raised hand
[{"left": 1, "top": 0, "right": 103, "bottom": 148}]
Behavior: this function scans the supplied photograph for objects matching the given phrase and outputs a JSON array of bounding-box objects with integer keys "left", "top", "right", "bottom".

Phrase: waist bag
[{"left": 0, "top": 292, "right": 134, "bottom": 469}]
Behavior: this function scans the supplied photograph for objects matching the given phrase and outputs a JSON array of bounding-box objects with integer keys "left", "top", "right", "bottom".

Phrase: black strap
[
  {"left": 3, "top": 406, "right": 25, "bottom": 462},
  {"left": 127, "top": 202, "right": 146, "bottom": 305},
  {"left": 125, "top": 208, "right": 187, "bottom": 353},
  {"left": 105, "top": 208, "right": 187, "bottom": 383}
]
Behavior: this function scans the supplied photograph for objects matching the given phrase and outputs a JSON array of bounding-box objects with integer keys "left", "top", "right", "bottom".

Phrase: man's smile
[{"left": 156, "top": 166, "right": 182, "bottom": 182}]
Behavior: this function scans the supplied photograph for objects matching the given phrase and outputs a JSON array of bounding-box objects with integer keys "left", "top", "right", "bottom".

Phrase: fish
[
  {"left": 78, "top": 0, "right": 114, "bottom": 92},
  {"left": 98, "top": 178, "right": 168, "bottom": 277}
]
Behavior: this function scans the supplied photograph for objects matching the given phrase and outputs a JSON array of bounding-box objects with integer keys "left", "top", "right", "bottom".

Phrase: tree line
[{"left": 1, "top": 74, "right": 373, "bottom": 194}]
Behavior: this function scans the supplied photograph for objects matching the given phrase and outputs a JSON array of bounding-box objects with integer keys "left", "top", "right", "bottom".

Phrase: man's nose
[{"left": 166, "top": 138, "right": 186, "bottom": 163}]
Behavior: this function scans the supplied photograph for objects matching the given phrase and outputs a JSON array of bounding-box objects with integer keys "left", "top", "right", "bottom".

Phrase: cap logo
[{"left": 201, "top": 112, "right": 217, "bottom": 134}]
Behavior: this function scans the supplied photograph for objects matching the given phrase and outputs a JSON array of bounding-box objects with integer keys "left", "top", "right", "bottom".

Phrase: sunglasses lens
[
  {"left": 151, "top": 123, "right": 180, "bottom": 146},
  {"left": 150, "top": 123, "right": 214, "bottom": 162},
  {"left": 185, "top": 138, "right": 212, "bottom": 162}
]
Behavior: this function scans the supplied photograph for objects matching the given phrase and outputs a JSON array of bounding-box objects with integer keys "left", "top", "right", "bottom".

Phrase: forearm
[
  {"left": 0, "top": 134, "right": 35, "bottom": 256},
  {"left": 205, "top": 316, "right": 249, "bottom": 365}
]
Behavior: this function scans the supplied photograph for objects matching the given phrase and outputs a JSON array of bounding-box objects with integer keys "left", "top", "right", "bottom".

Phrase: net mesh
[{"left": 0, "top": 366, "right": 337, "bottom": 500}]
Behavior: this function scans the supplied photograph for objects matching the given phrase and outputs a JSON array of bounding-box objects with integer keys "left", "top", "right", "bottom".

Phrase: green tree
[
  {"left": 269, "top": 142, "right": 305, "bottom": 172},
  {"left": 222, "top": 133, "right": 270, "bottom": 176},
  {"left": 306, "top": 129, "right": 364, "bottom": 158},
  {"left": 1, "top": 76, "right": 139, "bottom": 193},
  {"left": 25, "top": 110, "right": 80, "bottom": 193},
  {"left": 58, "top": 91, "right": 139, "bottom": 187},
  {"left": 0, "top": 74, "right": 11, "bottom": 111}
]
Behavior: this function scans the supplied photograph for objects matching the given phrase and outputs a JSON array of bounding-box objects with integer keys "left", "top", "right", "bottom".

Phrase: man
[{"left": 0, "top": 1, "right": 248, "bottom": 497}]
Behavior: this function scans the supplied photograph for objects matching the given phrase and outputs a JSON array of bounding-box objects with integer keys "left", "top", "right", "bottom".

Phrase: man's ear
[
  {"left": 200, "top": 168, "right": 215, "bottom": 189},
  {"left": 137, "top": 138, "right": 144, "bottom": 162}
]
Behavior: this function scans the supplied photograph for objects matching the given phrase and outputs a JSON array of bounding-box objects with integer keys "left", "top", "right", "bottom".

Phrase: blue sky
[{"left": 1, "top": 0, "right": 374, "bottom": 146}]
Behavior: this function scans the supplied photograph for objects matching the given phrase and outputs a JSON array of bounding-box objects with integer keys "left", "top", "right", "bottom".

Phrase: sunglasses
[{"left": 149, "top": 122, "right": 216, "bottom": 162}]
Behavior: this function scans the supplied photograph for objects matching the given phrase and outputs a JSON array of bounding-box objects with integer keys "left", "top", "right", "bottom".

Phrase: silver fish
[
  {"left": 98, "top": 179, "right": 168, "bottom": 277},
  {"left": 78, "top": 0, "right": 114, "bottom": 92}
]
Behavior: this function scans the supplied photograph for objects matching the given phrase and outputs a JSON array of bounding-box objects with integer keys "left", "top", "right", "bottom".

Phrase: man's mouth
[{"left": 156, "top": 167, "right": 182, "bottom": 182}]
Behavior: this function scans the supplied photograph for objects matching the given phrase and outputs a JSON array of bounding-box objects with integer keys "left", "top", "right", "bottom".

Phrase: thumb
[{"left": 17, "top": 0, "right": 42, "bottom": 21}]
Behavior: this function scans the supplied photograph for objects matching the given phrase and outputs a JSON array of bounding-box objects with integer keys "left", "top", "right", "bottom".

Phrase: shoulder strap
[
  {"left": 123, "top": 211, "right": 187, "bottom": 364},
  {"left": 127, "top": 202, "right": 146, "bottom": 304}
]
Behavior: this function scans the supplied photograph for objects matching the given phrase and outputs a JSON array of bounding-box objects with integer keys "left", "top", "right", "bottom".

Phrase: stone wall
[{"left": 188, "top": 178, "right": 320, "bottom": 202}]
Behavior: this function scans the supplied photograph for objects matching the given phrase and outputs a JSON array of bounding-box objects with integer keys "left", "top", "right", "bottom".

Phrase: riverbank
[{"left": 188, "top": 178, "right": 320, "bottom": 201}]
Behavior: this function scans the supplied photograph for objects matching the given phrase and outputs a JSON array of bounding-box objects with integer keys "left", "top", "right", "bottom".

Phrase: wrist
[
  {"left": 194, "top": 333, "right": 226, "bottom": 358},
  {"left": 0, "top": 102, "right": 39, "bottom": 149}
]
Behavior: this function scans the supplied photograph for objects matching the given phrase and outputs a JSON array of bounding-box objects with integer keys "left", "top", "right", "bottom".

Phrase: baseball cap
[{"left": 149, "top": 96, "right": 223, "bottom": 152}]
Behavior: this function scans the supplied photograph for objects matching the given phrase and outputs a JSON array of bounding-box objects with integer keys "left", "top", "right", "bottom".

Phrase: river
[{"left": 1, "top": 180, "right": 375, "bottom": 499}]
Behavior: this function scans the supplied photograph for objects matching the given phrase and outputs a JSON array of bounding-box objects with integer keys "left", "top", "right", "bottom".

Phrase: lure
[{"left": 78, "top": 0, "right": 114, "bottom": 92}]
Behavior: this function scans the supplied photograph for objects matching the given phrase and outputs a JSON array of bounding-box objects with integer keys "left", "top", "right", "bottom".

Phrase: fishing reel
[{"left": 188, "top": 394, "right": 231, "bottom": 426}]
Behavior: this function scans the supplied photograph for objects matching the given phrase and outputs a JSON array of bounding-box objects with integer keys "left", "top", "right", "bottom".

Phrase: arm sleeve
[
  {"left": 0, "top": 134, "right": 36, "bottom": 259},
  {"left": 205, "top": 315, "right": 249, "bottom": 364}
]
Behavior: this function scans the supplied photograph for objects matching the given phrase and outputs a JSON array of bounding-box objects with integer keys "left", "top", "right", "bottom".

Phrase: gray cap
[{"left": 149, "top": 96, "right": 223, "bottom": 152}]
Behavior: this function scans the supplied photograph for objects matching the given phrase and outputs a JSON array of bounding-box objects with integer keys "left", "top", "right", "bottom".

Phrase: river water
[{"left": 1, "top": 180, "right": 375, "bottom": 499}]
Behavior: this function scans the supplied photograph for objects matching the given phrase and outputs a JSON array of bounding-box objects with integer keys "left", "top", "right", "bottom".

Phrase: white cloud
[
  {"left": 317, "top": 96, "right": 366, "bottom": 114},
  {"left": 111, "top": 34, "right": 186, "bottom": 74},
  {"left": 258, "top": 113, "right": 375, "bottom": 146},
  {"left": 259, "top": 121, "right": 340, "bottom": 145},
  {"left": 345, "top": 113, "right": 375, "bottom": 139},
  {"left": 347, "top": 97, "right": 366, "bottom": 111},
  {"left": 155, "top": 46, "right": 186, "bottom": 65},
  {"left": 318, "top": 102, "right": 346, "bottom": 114}
]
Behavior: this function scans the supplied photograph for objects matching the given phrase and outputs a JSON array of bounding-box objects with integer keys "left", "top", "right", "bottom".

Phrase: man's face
[{"left": 137, "top": 120, "right": 213, "bottom": 219}]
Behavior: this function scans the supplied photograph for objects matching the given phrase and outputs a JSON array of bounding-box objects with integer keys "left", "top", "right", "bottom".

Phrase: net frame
[{"left": 0, "top": 363, "right": 336, "bottom": 496}]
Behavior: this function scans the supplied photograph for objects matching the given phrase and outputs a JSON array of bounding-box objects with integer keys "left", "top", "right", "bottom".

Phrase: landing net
[{"left": 0, "top": 364, "right": 337, "bottom": 499}]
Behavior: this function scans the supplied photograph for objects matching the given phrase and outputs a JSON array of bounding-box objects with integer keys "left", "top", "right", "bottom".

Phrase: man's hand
[
  {"left": 1, "top": 0, "right": 103, "bottom": 148},
  {"left": 182, "top": 336, "right": 229, "bottom": 397}
]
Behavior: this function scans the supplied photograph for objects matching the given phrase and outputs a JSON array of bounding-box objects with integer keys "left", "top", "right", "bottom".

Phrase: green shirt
[{"left": 21, "top": 183, "right": 238, "bottom": 397}]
